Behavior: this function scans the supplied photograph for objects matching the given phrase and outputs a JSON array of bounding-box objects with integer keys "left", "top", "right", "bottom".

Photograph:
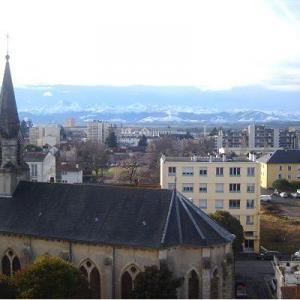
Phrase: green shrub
[
  {"left": 14, "top": 255, "right": 90, "bottom": 299},
  {"left": 0, "top": 274, "right": 17, "bottom": 298},
  {"left": 131, "top": 263, "right": 183, "bottom": 299}
]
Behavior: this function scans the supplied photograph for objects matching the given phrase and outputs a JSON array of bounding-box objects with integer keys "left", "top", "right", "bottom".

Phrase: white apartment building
[
  {"left": 29, "top": 124, "right": 61, "bottom": 147},
  {"left": 87, "top": 120, "right": 111, "bottom": 143},
  {"left": 24, "top": 152, "right": 56, "bottom": 182},
  {"left": 160, "top": 154, "right": 261, "bottom": 252}
]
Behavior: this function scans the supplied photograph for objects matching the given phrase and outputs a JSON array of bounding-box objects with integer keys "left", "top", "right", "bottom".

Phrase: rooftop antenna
[{"left": 5, "top": 33, "right": 10, "bottom": 60}]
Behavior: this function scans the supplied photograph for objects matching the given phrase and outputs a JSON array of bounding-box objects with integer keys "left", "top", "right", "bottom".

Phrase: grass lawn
[{"left": 260, "top": 203, "right": 300, "bottom": 254}]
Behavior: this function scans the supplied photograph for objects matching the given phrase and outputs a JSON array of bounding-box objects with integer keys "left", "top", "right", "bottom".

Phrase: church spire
[{"left": 0, "top": 53, "right": 20, "bottom": 139}]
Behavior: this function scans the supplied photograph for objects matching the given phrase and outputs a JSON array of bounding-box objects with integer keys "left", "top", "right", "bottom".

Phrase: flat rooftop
[{"left": 162, "top": 156, "right": 254, "bottom": 163}]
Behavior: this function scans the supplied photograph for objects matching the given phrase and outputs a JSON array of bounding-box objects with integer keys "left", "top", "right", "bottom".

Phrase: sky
[{"left": 0, "top": 0, "right": 300, "bottom": 90}]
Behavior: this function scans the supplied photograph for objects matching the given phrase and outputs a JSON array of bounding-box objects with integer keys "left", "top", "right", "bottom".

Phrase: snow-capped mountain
[{"left": 15, "top": 85, "right": 300, "bottom": 124}]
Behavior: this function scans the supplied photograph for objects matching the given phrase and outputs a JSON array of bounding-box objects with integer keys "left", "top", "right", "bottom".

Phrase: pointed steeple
[{"left": 0, "top": 54, "right": 20, "bottom": 139}]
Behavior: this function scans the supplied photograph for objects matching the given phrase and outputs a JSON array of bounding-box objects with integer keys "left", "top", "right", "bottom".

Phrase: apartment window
[
  {"left": 244, "top": 239, "right": 254, "bottom": 250},
  {"left": 168, "top": 183, "right": 175, "bottom": 190},
  {"left": 215, "top": 199, "right": 224, "bottom": 209},
  {"left": 182, "top": 167, "right": 194, "bottom": 176},
  {"left": 216, "top": 167, "right": 224, "bottom": 176},
  {"left": 199, "top": 199, "right": 207, "bottom": 209},
  {"left": 229, "top": 199, "right": 240, "bottom": 209},
  {"left": 31, "top": 164, "right": 37, "bottom": 177},
  {"left": 199, "top": 167, "right": 208, "bottom": 176},
  {"left": 288, "top": 174, "right": 292, "bottom": 180},
  {"left": 229, "top": 183, "right": 240, "bottom": 193},
  {"left": 247, "top": 183, "right": 255, "bottom": 193},
  {"left": 278, "top": 174, "right": 282, "bottom": 179},
  {"left": 288, "top": 165, "right": 292, "bottom": 171},
  {"left": 215, "top": 183, "right": 224, "bottom": 193},
  {"left": 199, "top": 183, "right": 207, "bottom": 193},
  {"left": 244, "top": 231, "right": 254, "bottom": 237},
  {"left": 182, "top": 183, "right": 194, "bottom": 193},
  {"left": 230, "top": 167, "right": 240, "bottom": 176},
  {"left": 246, "top": 215, "right": 254, "bottom": 225},
  {"left": 247, "top": 167, "right": 255, "bottom": 177},
  {"left": 279, "top": 165, "right": 282, "bottom": 171},
  {"left": 168, "top": 167, "right": 176, "bottom": 176},
  {"left": 246, "top": 199, "right": 255, "bottom": 209}
]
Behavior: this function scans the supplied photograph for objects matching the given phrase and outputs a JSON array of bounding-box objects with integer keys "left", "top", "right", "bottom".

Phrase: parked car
[
  {"left": 293, "top": 250, "right": 300, "bottom": 258},
  {"left": 291, "top": 192, "right": 300, "bottom": 198},
  {"left": 273, "top": 189, "right": 279, "bottom": 196},
  {"left": 235, "top": 280, "right": 247, "bottom": 298},
  {"left": 260, "top": 194, "right": 272, "bottom": 202},
  {"left": 280, "top": 192, "right": 288, "bottom": 198},
  {"left": 257, "top": 250, "right": 282, "bottom": 260}
]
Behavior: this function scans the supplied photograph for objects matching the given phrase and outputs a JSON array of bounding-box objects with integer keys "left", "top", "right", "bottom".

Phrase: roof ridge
[
  {"left": 160, "top": 189, "right": 175, "bottom": 245},
  {"left": 174, "top": 191, "right": 183, "bottom": 244},
  {"left": 180, "top": 193, "right": 234, "bottom": 242},
  {"left": 176, "top": 193, "right": 206, "bottom": 241}
]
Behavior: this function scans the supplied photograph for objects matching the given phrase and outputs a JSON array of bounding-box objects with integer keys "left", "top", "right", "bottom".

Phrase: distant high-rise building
[
  {"left": 64, "top": 117, "right": 76, "bottom": 128},
  {"left": 87, "top": 120, "right": 111, "bottom": 143},
  {"left": 29, "top": 124, "right": 61, "bottom": 146}
]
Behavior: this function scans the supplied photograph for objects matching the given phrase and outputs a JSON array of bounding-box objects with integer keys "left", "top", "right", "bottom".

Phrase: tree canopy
[
  {"left": 77, "top": 141, "right": 108, "bottom": 178},
  {"left": 105, "top": 129, "right": 118, "bottom": 148},
  {"left": 210, "top": 210, "right": 243, "bottom": 253},
  {"left": 138, "top": 134, "right": 148, "bottom": 148},
  {"left": 14, "top": 255, "right": 90, "bottom": 299},
  {"left": 131, "top": 263, "right": 182, "bottom": 299}
]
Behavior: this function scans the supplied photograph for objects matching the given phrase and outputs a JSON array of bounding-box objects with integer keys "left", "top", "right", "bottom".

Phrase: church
[{"left": 0, "top": 54, "right": 235, "bottom": 299}]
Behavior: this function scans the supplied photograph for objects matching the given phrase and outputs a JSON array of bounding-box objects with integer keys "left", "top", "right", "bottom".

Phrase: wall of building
[
  {"left": 61, "top": 170, "right": 83, "bottom": 184},
  {"left": 160, "top": 157, "right": 260, "bottom": 252},
  {"left": 261, "top": 163, "right": 300, "bottom": 189},
  {"left": 0, "top": 234, "right": 233, "bottom": 299}
]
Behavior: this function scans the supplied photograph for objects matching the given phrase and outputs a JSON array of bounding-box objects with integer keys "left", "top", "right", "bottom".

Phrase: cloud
[{"left": 43, "top": 91, "right": 52, "bottom": 97}]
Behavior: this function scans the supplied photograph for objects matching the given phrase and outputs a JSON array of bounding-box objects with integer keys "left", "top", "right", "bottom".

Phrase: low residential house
[
  {"left": 274, "top": 258, "right": 300, "bottom": 299},
  {"left": 257, "top": 149, "right": 300, "bottom": 188},
  {"left": 24, "top": 151, "right": 56, "bottom": 182},
  {"left": 57, "top": 162, "right": 83, "bottom": 184}
]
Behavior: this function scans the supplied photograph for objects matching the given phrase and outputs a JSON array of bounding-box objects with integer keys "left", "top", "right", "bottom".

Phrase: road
[{"left": 235, "top": 259, "right": 275, "bottom": 299}]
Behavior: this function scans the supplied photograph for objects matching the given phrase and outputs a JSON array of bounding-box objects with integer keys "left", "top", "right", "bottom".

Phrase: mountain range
[{"left": 14, "top": 85, "right": 300, "bottom": 125}]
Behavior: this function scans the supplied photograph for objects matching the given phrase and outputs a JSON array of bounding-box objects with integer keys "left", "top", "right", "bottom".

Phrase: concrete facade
[{"left": 160, "top": 155, "right": 261, "bottom": 253}]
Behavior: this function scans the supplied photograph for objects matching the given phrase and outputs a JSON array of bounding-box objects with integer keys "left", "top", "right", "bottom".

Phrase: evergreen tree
[
  {"left": 105, "top": 130, "right": 118, "bottom": 148},
  {"left": 210, "top": 210, "right": 244, "bottom": 253},
  {"left": 138, "top": 135, "right": 148, "bottom": 147}
]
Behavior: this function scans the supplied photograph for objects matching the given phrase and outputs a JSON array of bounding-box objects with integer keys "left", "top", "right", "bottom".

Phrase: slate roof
[
  {"left": 0, "top": 181, "right": 234, "bottom": 248},
  {"left": 0, "top": 56, "right": 20, "bottom": 139},
  {"left": 257, "top": 150, "right": 300, "bottom": 164},
  {"left": 24, "top": 152, "right": 48, "bottom": 162}
]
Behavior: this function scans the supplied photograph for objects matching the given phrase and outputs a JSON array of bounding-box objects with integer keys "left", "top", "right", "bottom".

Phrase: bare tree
[
  {"left": 77, "top": 141, "right": 108, "bottom": 182},
  {"left": 118, "top": 156, "right": 140, "bottom": 184}
]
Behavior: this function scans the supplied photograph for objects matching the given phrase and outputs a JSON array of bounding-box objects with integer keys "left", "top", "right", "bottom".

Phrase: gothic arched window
[
  {"left": 2, "top": 255, "right": 10, "bottom": 276},
  {"left": 1, "top": 250, "right": 21, "bottom": 276},
  {"left": 210, "top": 268, "right": 220, "bottom": 299},
  {"left": 187, "top": 270, "right": 200, "bottom": 299},
  {"left": 121, "top": 264, "right": 140, "bottom": 299},
  {"left": 121, "top": 271, "right": 133, "bottom": 299},
  {"left": 79, "top": 260, "right": 101, "bottom": 298}
]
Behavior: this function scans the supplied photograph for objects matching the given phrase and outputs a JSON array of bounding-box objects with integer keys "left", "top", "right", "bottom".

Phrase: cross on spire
[{"left": 6, "top": 33, "right": 10, "bottom": 60}]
